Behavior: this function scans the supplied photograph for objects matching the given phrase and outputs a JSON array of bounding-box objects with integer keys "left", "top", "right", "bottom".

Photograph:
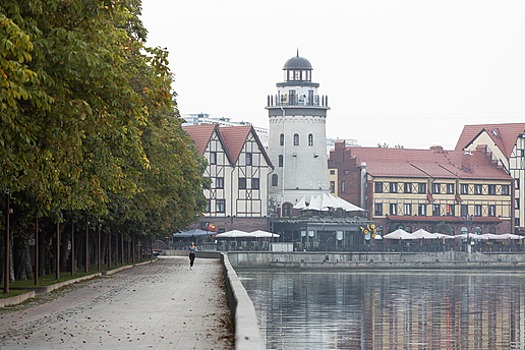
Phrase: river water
[{"left": 237, "top": 269, "right": 525, "bottom": 350}]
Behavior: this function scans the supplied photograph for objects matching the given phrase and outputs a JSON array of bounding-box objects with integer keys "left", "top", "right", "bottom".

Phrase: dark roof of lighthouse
[{"left": 283, "top": 53, "right": 313, "bottom": 70}]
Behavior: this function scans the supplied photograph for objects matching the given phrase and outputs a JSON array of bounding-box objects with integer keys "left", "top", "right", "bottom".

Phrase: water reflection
[{"left": 238, "top": 270, "right": 525, "bottom": 350}]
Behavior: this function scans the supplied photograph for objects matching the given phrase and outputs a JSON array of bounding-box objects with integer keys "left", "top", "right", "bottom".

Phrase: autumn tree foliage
[{"left": 0, "top": 1, "right": 207, "bottom": 282}]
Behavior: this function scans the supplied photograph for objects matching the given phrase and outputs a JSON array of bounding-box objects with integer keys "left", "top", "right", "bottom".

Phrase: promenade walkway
[{"left": 0, "top": 256, "right": 234, "bottom": 349}]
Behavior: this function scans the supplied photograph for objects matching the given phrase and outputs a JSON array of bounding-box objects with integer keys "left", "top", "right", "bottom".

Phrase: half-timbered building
[
  {"left": 455, "top": 123, "right": 525, "bottom": 234},
  {"left": 183, "top": 124, "right": 273, "bottom": 232},
  {"left": 328, "top": 141, "right": 514, "bottom": 236}
]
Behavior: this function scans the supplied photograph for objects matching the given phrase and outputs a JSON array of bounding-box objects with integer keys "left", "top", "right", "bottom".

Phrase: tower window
[
  {"left": 278, "top": 155, "right": 283, "bottom": 167},
  {"left": 308, "top": 134, "right": 313, "bottom": 146},
  {"left": 272, "top": 174, "right": 278, "bottom": 186},
  {"left": 293, "top": 133, "right": 299, "bottom": 146},
  {"left": 280, "top": 133, "right": 284, "bottom": 146}
]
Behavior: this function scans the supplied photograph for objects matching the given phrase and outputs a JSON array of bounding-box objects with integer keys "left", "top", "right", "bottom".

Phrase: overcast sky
[{"left": 140, "top": 0, "right": 525, "bottom": 150}]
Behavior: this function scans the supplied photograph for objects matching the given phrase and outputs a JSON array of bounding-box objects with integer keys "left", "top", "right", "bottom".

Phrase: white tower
[{"left": 266, "top": 52, "right": 330, "bottom": 215}]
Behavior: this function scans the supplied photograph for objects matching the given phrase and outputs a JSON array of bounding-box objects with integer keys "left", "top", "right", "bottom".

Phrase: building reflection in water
[{"left": 238, "top": 271, "right": 525, "bottom": 349}]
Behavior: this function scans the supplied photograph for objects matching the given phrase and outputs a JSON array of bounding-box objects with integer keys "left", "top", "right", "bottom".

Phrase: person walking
[{"left": 188, "top": 242, "right": 197, "bottom": 270}]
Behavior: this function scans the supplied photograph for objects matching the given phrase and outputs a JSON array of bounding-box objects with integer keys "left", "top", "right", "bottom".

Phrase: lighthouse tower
[{"left": 266, "top": 52, "right": 330, "bottom": 215}]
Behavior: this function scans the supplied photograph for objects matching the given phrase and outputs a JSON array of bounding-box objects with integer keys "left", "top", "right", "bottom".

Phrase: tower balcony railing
[{"left": 267, "top": 94, "right": 329, "bottom": 108}]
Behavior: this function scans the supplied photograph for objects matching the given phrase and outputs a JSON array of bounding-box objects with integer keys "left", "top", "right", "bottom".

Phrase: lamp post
[{"left": 462, "top": 215, "right": 473, "bottom": 254}]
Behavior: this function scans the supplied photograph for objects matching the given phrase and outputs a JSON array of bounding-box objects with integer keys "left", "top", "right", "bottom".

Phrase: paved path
[{"left": 0, "top": 256, "right": 234, "bottom": 349}]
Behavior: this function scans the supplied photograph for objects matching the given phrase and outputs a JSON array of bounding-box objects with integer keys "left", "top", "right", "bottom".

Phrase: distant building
[
  {"left": 455, "top": 123, "right": 525, "bottom": 234},
  {"left": 182, "top": 124, "right": 273, "bottom": 232},
  {"left": 328, "top": 141, "right": 514, "bottom": 235}
]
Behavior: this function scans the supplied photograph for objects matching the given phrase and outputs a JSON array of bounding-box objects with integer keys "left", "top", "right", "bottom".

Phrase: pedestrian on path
[{"left": 188, "top": 242, "right": 197, "bottom": 270}]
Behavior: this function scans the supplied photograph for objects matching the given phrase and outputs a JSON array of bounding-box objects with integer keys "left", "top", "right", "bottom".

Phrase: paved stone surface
[{"left": 0, "top": 256, "right": 234, "bottom": 349}]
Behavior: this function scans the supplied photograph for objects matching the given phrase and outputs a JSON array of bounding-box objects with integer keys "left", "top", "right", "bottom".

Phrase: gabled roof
[
  {"left": 182, "top": 124, "right": 273, "bottom": 167},
  {"left": 218, "top": 125, "right": 252, "bottom": 164},
  {"left": 182, "top": 124, "right": 217, "bottom": 156},
  {"left": 455, "top": 123, "right": 525, "bottom": 158},
  {"left": 346, "top": 147, "right": 511, "bottom": 180}
]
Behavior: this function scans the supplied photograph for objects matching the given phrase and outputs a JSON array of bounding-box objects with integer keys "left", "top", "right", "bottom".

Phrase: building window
[
  {"left": 216, "top": 199, "right": 225, "bottom": 213},
  {"left": 432, "top": 204, "right": 440, "bottom": 216},
  {"left": 239, "top": 178, "right": 246, "bottom": 189},
  {"left": 374, "top": 203, "right": 383, "bottom": 216},
  {"left": 389, "top": 203, "right": 397, "bottom": 215},
  {"left": 404, "top": 183, "right": 412, "bottom": 193},
  {"left": 488, "top": 184, "right": 496, "bottom": 195},
  {"left": 488, "top": 205, "right": 496, "bottom": 217},
  {"left": 390, "top": 182, "right": 398, "bottom": 193},
  {"left": 340, "top": 181, "right": 346, "bottom": 193},
  {"left": 209, "top": 151, "right": 217, "bottom": 165},
  {"left": 432, "top": 183, "right": 441, "bottom": 194},
  {"left": 474, "top": 184, "right": 483, "bottom": 195},
  {"left": 375, "top": 182, "right": 383, "bottom": 193},
  {"left": 446, "top": 184, "right": 454, "bottom": 194},
  {"left": 460, "top": 204, "right": 469, "bottom": 217},
  {"left": 251, "top": 178, "right": 260, "bottom": 190},
  {"left": 474, "top": 204, "right": 482, "bottom": 216},
  {"left": 330, "top": 169, "right": 335, "bottom": 175},
  {"left": 280, "top": 133, "right": 284, "bottom": 146},
  {"left": 516, "top": 179, "right": 520, "bottom": 189},
  {"left": 293, "top": 133, "right": 299, "bottom": 146},
  {"left": 446, "top": 204, "right": 455, "bottom": 216},
  {"left": 278, "top": 155, "right": 283, "bottom": 167},
  {"left": 205, "top": 200, "right": 211, "bottom": 213},
  {"left": 330, "top": 181, "right": 335, "bottom": 193},
  {"left": 515, "top": 218, "right": 520, "bottom": 227},
  {"left": 418, "top": 204, "right": 426, "bottom": 216},
  {"left": 502, "top": 185, "right": 510, "bottom": 195},
  {"left": 245, "top": 153, "right": 252, "bottom": 166},
  {"left": 516, "top": 199, "right": 520, "bottom": 209},
  {"left": 216, "top": 177, "right": 224, "bottom": 189},
  {"left": 308, "top": 133, "right": 313, "bottom": 146},
  {"left": 461, "top": 184, "right": 469, "bottom": 194},
  {"left": 418, "top": 183, "right": 426, "bottom": 194},
  {"left": 272, "top": 174, "right": 278, "bottom": 187},
  {"left": 404, "top": 203, "right": 412, "bottom": 216}
]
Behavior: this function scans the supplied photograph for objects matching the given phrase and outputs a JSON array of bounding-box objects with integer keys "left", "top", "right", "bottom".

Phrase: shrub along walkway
[{"left": 0, "top": 256, "right": 234, "bottom": 349}]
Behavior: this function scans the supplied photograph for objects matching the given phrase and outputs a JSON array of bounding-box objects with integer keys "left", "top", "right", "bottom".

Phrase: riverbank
[{"left": 226, "top": 250, "right": 525, "bottom": 269}]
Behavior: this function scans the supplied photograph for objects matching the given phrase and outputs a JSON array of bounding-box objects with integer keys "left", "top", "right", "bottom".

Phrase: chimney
[{"left": 462, "top": 149, "right": 472, "bottom": 171}]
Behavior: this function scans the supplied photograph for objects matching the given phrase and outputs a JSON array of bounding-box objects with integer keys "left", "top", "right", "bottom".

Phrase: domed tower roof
[{"left": 283, "top": 50, "right": 313, "bottom": 70}]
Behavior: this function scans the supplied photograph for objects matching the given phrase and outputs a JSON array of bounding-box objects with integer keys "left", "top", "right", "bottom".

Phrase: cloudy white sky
[{"left": 140, "top": 0, "right": 525, "bottom": 150}]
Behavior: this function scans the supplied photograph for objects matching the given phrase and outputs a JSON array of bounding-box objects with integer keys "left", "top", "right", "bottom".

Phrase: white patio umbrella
[
  {"left": 433, "top": 232, "right": 455, "bottom": 239},
  {"left": 411, "top": 229, "right": 437, "bottom": 239},
  {"left": 455, "top": 233, "right": 489, "bottom": 241},
  {"left": 500, "top": 233, "right": 524, "bottom": 240},
  {"left": 479, "top": 233, "right": 508, "bottom": 240},
  {"left": 383, "top": 229, "right": 417, "bottom": 240},
  {"left": 215, "top": 230, "right": 249, "bottom": 238},
  {"left": 250, "top": 230, "right": 280, "bottom": 238}
]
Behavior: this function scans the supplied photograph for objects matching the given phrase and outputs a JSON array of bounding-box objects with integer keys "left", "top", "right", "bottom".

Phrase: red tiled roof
[
  {"left": 454, "top": 122, "right": 525, "bottom": 158},
  {"left": 182, "top": 124, "right": 272, "bottom": 167},
  {"left": 218, "top": 125, "right": 252, "bottom": 164},
  {"left": 346, "top": 147, "right": 511, "bottom": 180},
  {"left": 182, "top": 124, "right": 217, "bottom": 156}
]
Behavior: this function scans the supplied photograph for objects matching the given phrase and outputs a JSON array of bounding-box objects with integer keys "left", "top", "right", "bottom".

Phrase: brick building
[{"left": 328, "top": 142, "right": 514, "bottom": 236}]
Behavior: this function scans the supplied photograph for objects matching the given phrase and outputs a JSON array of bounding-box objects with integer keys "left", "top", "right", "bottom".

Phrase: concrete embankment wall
[
  {"left": 226, "top": 251, "right": 525, "bottom": 269},
  {"left": 162, "top": 250, "right": 264, "bottom": 350}
]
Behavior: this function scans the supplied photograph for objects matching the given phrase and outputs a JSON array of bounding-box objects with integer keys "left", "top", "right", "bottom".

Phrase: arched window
[
  {"left": 293, "top": 133, "right": 299, "bottom": 146},
  {"left": 272, "top": 174, "right": 278, "bottom": 187},
  {"left": 278, "top": 155, "right": 283, "bottom": 167},
  {"left": 282, "top": 202, "right": 293, "bottom": 217},
  {"left": 308, "top": 133, "right": 313, "bottom": 146},
  {"left": 280, "top": 133, "right": 284, "bottom": 146}
]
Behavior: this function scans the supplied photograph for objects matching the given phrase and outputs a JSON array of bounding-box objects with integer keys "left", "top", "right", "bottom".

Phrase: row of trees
[{"left": 0, "top": 1, "right": 208, "bottom": 290}]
